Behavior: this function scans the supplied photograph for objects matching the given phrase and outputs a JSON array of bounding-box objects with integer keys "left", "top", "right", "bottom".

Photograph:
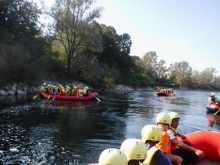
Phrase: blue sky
[
  {"left": 94, "top": 0, "right": 220, "bottom": 74},
  {"left": 34, "top": 0, "right": 220, "bottom": 74}
]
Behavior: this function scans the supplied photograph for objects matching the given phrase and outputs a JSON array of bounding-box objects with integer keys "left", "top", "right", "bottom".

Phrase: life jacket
[
  {"left": 83, "top": 88, "right": 88, "bottom": 95},
  {"left": 72, "top": 88, "right": 77, "bottom": 96},
  {"left": 142, "top": 146, "right": 161, "bottom": 165},
  {"left": 60, "top": 87, "right": 66, "bottom": 96},
  {"left": 169, "top": 127, "right": 179, "bottom": 151},
  {"left": 78, "top": 89, "right": 83, "bottom": 94}
]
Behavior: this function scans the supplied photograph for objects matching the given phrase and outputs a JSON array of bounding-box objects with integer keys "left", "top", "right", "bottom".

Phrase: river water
[{"left": 0, "top": 89, "right": 219, "bottom": 165}]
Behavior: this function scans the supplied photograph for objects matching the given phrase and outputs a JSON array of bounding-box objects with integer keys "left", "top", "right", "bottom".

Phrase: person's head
[
  {"left": 89, "top": 148, "right": 127, "bottom": 165},
  {"left": 212, "top": 93, "right": 215, "bottom": 96},
  {"left": 168, "top": 112, "right": 180, "bottom": 129},
  {"left": 141, "top": 125, "right": 161, "bottom": 144},
  {"left": 74, "top": 86, "right": 77, "bottom": 89},
  {"left": 156, "top": 112, "right": 171, "bottom": 131},
  {"left": 120, "top": 139, "right": 148, "bottom": 165}
]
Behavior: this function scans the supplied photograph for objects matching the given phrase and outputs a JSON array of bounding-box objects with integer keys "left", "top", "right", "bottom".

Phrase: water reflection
[
  {"left": 206, "top": 111, "right": 220, "bottom": 130},
  {"left": 0, "top": 90, "right": 218, "bottom": 164}
]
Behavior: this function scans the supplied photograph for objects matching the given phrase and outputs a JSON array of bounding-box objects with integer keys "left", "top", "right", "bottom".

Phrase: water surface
[{"left": 0, "top": 90, "right": 218, "bottom": 165}]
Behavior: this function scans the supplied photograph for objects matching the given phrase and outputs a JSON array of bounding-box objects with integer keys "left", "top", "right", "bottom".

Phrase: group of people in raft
[
  {"left": 208, "top": 92, "right": 220, "bottom": 105},
  {"left": 41, "top": 83, "right": 90, "bottom": 97},
  {"left": 90, "top": 112, "right": 204, "bottom": 165},
  {"left": 156, "top": 88, "right": 175, "bottom": 96}
]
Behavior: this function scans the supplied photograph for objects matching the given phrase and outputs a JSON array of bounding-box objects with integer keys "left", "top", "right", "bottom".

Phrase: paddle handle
[
  {"left": 90, "top": 93, "right": 101, "bottom": 101},
  {"left": 213, "top": 109, "right": 220, "bottom": 115}
]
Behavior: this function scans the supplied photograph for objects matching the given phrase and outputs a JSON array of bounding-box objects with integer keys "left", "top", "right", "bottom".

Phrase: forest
[{"left": 0, "top": 0, "right": 220, "bottom": 90}]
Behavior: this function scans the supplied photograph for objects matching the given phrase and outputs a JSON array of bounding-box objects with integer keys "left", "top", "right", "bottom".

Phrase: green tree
[
  {"left": 142, "top": 51, "right": 168, "bottom": 80},
  {"left": 49, "top": 0, "right": 103, "bottom": 74},
  {"left": 168, "top": 61, "right": 192, "bottom": 87},
  {"left": 0, "top": 0, "right": 41, "bottom": 42}
]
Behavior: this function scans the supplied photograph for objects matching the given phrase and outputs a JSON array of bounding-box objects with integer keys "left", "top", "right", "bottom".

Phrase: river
[{"left": 0, "top": 89, "right": 219, "bottom": 165}]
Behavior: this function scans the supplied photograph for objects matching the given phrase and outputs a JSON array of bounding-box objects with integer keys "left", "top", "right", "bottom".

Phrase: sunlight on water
[{"left": 0, "top": 90, "right": 219, "bottom": 164}]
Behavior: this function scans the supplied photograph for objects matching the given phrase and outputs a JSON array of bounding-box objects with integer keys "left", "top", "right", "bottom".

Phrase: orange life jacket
[
  {"left": 169, "top": 127, "right": 179, "bottom": 151},
  {"left": 72, "top": 88, "right": 77, "bottom": 96}
]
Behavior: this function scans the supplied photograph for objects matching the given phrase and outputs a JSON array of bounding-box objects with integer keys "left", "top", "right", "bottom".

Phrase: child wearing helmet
[
  {"left": 120, "top": 138, "right": 148, "bottom": 165},
  {"left": 88, "top": 148, "right": 127, "bottom": 165},
  {"left": 72, "top": 86, "right": 78, "bottom": 96},
  {"left": 141, "top": 125, "right": 172, "bottom": 165},
  {"left": 59, "top": 85, "right": 66, "bottom": 96},
  {"left": 208, "top": 93, "right": 216, "bottom": 105},
  {"left": 156, "top": 112, "right": 186, "bottom": 165},
  {"left": 78, "top": 86, "right": 83, "bottom": 97},
  {"left": 65, "top": 85, "right": 71, "bottom": 95},
  {"left": 167, "top": 112, "right": 203, "bottom": 165},
  {"left": 83, "top": 86, "right": 89, "bottom": 96}
]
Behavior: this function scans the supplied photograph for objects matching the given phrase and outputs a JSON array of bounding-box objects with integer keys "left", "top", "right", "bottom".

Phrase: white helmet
[
  {"left": 89, "top": 148, "right": 127, "bottom": 165},
  {"left": 120, "top": 138, "right": 147, "bottom": 161},
  {"left": 141, "top": 125, "right": 161, "bottom": 143},
  {"left": 156, "top": 112, "right": 171, "bottom": 125}
]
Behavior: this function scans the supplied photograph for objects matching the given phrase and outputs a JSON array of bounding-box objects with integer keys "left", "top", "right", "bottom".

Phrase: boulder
[
  {"left": 8, "top": 90, "right": 16, "bottom": 95},
  {"left": 16, "top": 89, "right": 27, "bottom": 95},
  {"left": 0, "top": 90, "right": 8, "bottom": 96}
]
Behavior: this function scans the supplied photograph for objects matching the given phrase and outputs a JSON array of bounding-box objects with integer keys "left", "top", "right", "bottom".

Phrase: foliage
[
  {"left": 0, "top": 0, "right": 41, "bottom": 42},
  {"left": 0, "top": 0, "right": 219, "bottom": 90},
  {"left": 48, "top": 0, "right": 103, "bottom": 74}
]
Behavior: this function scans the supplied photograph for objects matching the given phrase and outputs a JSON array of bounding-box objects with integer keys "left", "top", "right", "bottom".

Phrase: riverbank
[{"left": 0, "top": 82, "right": 154, "bottom": 96}]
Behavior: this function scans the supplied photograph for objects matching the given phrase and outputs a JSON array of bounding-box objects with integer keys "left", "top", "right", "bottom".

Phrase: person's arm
[
  {"left": 177, "top": 132, "right": 185, "bottom": 138},
  {"left": 164, "top": 153, "right": 182, "bottom": 165},
  {"left": 171, "top": 138, "right": 203, "bottom": 156}
]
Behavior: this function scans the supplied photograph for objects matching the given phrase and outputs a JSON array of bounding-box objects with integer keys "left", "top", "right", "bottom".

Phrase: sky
[{"left": 34, "top": 0, "right": 220, "bottom": 74}]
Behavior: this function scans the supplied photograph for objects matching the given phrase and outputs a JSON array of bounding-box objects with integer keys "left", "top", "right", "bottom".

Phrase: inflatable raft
[
  {"left": 40, "top": 92, "right": 99, "bottom": 101},
  {"left": 181, "top": 131, "right": 220, "bottom": 165},
  {"left": 206, "top": 103, "right": 220, "bottom": 112}
]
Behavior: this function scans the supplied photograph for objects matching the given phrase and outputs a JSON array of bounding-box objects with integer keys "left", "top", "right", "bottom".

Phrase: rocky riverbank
[{"left": 0, "top": 82, "right": 154, "bottom": 96}]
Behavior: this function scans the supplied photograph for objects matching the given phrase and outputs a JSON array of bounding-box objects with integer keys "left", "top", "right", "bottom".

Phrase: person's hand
[
  {"left": 180, "top": 134, "right": 186, "bottom": 139},
  {"left": 195, "top": 149, "right": 204, "bottom": 157}
]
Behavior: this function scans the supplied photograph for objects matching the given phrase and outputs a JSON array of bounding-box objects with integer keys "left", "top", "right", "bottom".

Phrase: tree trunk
[{"left": 66, "top": 55, "right": 71, "bottom": 75}]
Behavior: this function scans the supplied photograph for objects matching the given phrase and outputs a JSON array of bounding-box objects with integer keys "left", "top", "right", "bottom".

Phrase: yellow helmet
[
  {"left": 90, "top": 148, "right": 127, "bottom": 165},
  {"left": 212, "top": 93, "right": 215, "bottom": 96},
  {"left": 168, "top": 112, "right": 180, "bottom": 121},
  {"left": 120, "top": 138, "right": 147, "bottom": 161},
  {"left": 156, "top": 112, "right": 171, "bottom": 125},
  {"left": 141, "top": 125, "right": 161, "bottom": 143}
]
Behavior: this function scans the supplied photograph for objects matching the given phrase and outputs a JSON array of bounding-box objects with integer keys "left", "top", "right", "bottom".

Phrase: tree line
[{"left": 0, "top": 0, "right": 219, "bottom": 90}]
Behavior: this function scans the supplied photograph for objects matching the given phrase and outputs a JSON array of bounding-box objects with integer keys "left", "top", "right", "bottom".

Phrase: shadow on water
[{"left": 0, "top": 90, "right": 218, "bottom": 164}]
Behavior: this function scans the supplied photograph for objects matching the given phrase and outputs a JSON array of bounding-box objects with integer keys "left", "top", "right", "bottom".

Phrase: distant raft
[{"left": 206, "top": 103, "right": 220, "bottom": 112}]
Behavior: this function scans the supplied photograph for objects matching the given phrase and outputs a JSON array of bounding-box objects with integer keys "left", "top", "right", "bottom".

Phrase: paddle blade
[{"left": 33, "top": 95, "right": 39, "bottom": 99}]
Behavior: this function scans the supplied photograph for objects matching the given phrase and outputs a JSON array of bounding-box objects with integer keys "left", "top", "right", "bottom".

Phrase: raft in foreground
[
  {"left": 40, "top": 92, "right": 99, "bottom": 101},
  {"left": 181, "top": 131, "right": 220, "bottom": 165}
]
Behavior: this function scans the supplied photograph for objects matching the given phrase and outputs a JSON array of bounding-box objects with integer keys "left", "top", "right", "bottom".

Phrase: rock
[
  {"left": 12, "top": 84, "right": 17, "bottom": 91},
  {"left": 0, "top": 90, "right": 8, "bottom": 96},
  {"left": 16, "top": 89, "right": 27, "bottom": 95},
  {"left": 8, "top": 90, "right": 16, "bottom": 95}
]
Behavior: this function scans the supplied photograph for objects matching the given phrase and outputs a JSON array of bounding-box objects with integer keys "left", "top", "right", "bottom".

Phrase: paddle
[
  {"left": 213, "top": 109, "right": 220, "bottom": 116},
  {"left": 53, "top": 92, "right": 56, "bottom": 100},
  {"left": 90, "top": 92, "right": 101, "bottom": 101},
  {"left": 47, "top": 94, "right": 50, "bottom": 100},
  {"left": 33, "top": 94, "right": 39, "bottom": 99}
]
